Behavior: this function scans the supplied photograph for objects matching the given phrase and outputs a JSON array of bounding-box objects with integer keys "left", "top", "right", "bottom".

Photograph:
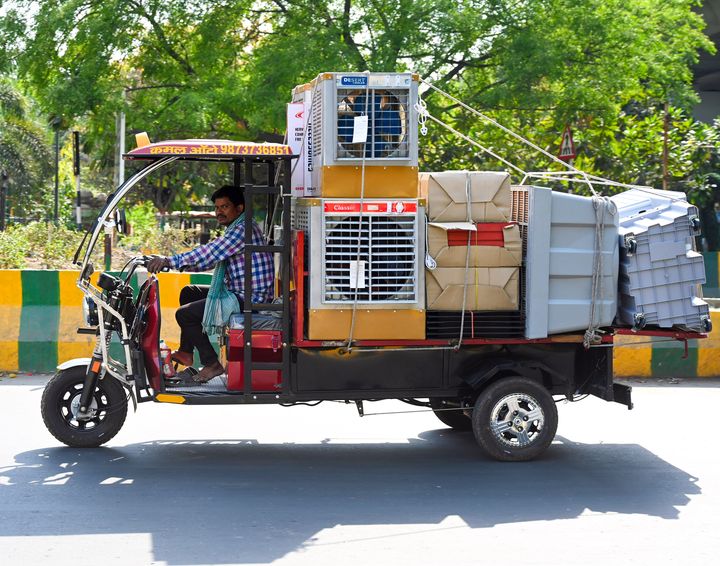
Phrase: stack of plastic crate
[{"left": 610, "top": 188, "right": 711, "bottom": 332}]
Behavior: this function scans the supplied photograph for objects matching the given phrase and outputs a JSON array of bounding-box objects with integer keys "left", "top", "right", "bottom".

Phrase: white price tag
[
  {"left": 352, "top": 115, "right": 369, "bottom": 143},
  {"left": 349, "top": 260, "right": 366, "bottom": 289}
]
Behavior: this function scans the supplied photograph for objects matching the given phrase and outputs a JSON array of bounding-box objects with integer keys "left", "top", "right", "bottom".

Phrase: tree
[
  {"left": 1, "top": 0, "right": 715, "bottom": 223},
  {"left": 0, "top": 77, "right": 53, "bottom": 219}
]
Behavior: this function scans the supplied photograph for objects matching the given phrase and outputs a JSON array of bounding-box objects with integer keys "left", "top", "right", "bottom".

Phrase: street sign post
[{"left": 73, "top": 131, "right": 81, "bottom": 228}]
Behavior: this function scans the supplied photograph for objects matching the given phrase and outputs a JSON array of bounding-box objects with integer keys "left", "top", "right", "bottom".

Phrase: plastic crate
[
  {"left": 523, "top": 187, "right": 619, "bottom": 339},
  {"left": 611, "top": 188, "right": 710, "bottom": 332}
]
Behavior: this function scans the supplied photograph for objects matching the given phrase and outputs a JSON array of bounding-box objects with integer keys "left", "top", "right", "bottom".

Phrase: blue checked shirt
[{"left": 168, "top": 219, "right": 274, "bottom": 304}]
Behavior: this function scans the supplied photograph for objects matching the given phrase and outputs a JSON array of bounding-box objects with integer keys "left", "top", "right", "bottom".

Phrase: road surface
[{"left": 0, "top": 374, "right": 718, "bottom": 565}]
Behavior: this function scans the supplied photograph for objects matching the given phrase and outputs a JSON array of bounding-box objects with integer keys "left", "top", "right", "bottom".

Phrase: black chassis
[{"left": 169, "top": 341, "right": 631, "bottom": 409}]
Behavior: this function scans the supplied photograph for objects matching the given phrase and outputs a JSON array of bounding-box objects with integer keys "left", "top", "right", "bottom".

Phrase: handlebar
[
  {"left": 141, "top": 255, "right": 172, "bottom": 273},
  {"left": 115, "top": 256, "right": 169, "bottom": 287}
]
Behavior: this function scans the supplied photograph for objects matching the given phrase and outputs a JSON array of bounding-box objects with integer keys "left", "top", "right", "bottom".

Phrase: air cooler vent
[
  {"left": 311, "top": 86, "right": 323, "bottom": 158},
  {"left": 336, "top": 88, "right": 409, "bottom": 159},
  {"left": 322, "top": 213, "right": 418, "bottom": 303}
]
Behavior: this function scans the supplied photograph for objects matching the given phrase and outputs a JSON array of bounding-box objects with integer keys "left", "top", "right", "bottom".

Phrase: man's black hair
[{"left": 211, "top": 185, "right": 245, "bottom": 207}]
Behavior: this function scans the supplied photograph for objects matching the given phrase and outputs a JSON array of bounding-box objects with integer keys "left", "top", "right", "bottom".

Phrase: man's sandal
[
  {"left": 166, "top": 367, "right": 202, "bottom": 386},
  {"left": 168, "top": 366, "right": 222, "bottom": 386}
]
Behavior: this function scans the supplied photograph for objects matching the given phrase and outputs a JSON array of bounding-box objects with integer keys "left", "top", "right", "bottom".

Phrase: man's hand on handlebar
[{"left": 146, "top": 255, "right": 171, "bottom": 273}]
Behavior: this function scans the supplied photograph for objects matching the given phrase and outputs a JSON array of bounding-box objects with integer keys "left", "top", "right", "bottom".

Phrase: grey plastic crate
[
  {"left": 618, "top": 291, "right": 709, "bottom": 330},
  {"left": 611, "top": 188, "right": 710, "bottom": 332},
  {"left": 523, "top": 186, "right": 619, "bottom": 339}
]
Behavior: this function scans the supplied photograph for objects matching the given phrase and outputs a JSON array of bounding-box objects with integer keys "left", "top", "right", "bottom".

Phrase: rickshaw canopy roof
[{"left": 124, "top": 139, "right": 295, "bottom": 160}]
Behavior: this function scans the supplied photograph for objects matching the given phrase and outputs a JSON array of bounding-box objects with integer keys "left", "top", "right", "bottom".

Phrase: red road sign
[{"left": 558, "top": 125, "right": 576, "bottom": 161}]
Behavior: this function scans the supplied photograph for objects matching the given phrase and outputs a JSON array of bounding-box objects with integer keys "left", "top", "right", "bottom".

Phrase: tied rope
[
  {"left": 457, "top": 172, "right": 473, "bottom": 349},
  {"left": 346, "top": 73, "right": 372, "bottom": 352},
  {"left": 417, "top": 79, "right": 629, "bottom": 347},
  {"left": 583, "top": 196, "right": 613, "bottom": 348},
  {"left": 418, "top": 78, "right": 670, "bottom": 197},
  {"left": 202, "top": 214, "right": 244, "bottom": 336}
]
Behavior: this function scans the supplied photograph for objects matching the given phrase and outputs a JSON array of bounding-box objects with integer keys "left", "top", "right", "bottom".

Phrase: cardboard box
[
  {"left": 427, "top": 222, "right": 522, "bottom": 268},
  {"left": 426, "top": 267, "right": 519, "bottom": 311},
  {"left": 420, "top": 171, "right": 512, "bottom": 222}
]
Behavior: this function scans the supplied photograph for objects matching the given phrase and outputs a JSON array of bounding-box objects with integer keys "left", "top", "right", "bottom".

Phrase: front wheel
[
  {"left": 41, "top": 366, "right": 129, "bottom": 448},
  {"left": 472, "top": 377, "right": 558, "bottom": 462}
]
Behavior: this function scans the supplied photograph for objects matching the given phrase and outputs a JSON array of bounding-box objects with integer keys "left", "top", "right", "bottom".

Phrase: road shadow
[{"left": 0, "top": 430, "right": 700, "bottom": 565}]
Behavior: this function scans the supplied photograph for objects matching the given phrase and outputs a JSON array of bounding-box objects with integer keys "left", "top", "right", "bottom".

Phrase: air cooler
[
  {"left": 296, "top": 72, "right": 419, "bottom": 198},
  {"left": 294, "top": 198, "right": 426, "bottom": 340}
]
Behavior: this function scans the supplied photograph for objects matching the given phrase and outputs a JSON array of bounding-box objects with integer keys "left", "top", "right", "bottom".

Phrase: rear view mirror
[{"left": 114, "top": 208, "right": 129, "bottom": 235}]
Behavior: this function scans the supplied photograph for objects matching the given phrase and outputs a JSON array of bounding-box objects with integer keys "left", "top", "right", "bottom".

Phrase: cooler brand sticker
[
  {"left": 340, "top": 75, "right": 368, "bottom": 87},
  {"left": 323, "top": 201, "right": 418, "bottom": 214}
]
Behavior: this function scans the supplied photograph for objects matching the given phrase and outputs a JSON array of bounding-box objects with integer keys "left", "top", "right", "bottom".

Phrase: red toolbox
[{"left": 226, "top": 329, "right": 283, "bottom": 392}]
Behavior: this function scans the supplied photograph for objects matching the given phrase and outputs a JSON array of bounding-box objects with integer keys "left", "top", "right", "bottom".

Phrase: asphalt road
[{"left": 1, "top": 374, "right": 718, "bottom": 566}]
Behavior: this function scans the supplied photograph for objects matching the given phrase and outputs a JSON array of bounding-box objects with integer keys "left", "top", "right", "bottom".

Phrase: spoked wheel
[
  {"left": 41, "top": 365, "right": 128, "bottom": 448},
  {"left": 429, "top": 398, "right": 472, "bottom": 431},
  {"left": 472, "top": 377, "right": 558, "bottom": 462}
]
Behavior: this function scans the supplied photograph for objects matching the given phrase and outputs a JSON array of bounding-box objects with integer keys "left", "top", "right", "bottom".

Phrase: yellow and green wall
[
  {"left": 0, "top": 269, "right": 211, "bottom": 372},
  {"left": 1, "top": 253, "right": 719, "bottom": 375}
]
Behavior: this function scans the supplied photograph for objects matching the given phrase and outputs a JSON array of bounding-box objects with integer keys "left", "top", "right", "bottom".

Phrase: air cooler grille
[
  {"left": 511, "top": 186, "right": 529, "bottom": 315},
  {"left": 311, "top": 86, "right": 323, "bottom": 158},
  {"left": 336, "top": 88, "right": 409, "bottom": 159},
  {"left": 291, "top": 203, "right": 310, "bottom": 231},
  {"left": 322, "top": 214, "right": 417, "bottom": 303},
  {"left": 511, "top": 187, "right": 529, "bottom": 238}
]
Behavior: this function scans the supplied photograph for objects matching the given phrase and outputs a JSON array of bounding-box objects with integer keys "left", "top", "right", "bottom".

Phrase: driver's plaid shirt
[{"left": 168, "top": 219, "right": 274, "bottom": 305}]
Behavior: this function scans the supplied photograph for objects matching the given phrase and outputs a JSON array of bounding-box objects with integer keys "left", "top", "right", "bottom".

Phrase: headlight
[{"left": 83, "top": 296, "right": 99, "bottom": 326}]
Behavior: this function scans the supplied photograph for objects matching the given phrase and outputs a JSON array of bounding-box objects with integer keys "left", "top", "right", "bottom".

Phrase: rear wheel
[
  {"left": 41, "top": 365, "right": 128, "bottom": 448},
  {"left": 472, "top": 377, "right": 558, "bottom": 462},
  {"left": 429, "top": 398, "right": 472, "bottom": 431}
]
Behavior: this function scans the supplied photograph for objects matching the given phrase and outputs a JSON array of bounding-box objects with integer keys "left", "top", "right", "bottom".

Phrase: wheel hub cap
[
  {"left": 69, "top": 394, "right": 98, "bottom": 420},
  {"left": 490, "top": 393, "right": 545, "bottom": 447}
]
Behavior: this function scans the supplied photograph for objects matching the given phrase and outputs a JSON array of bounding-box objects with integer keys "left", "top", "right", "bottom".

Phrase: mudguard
[{"left": 56, "top": 358, "right": 92, "bottom": 372}]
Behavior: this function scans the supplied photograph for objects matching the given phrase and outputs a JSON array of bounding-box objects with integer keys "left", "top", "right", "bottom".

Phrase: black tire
[
  {"left": 429, "top": 398, "right": 472, "bottom": 431},
  {"left": 41, "top": 365, "right": 128, "bottom": 448},
  {"left": 472, "top": 377, "right": 558, "bottom": 462}
]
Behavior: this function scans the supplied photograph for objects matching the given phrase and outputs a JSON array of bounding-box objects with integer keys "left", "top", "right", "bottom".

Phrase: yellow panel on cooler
[
  {"left": 308, "top": 308, "right": 425, "bottom": 340},
  {"left": 319, "top": 165, "right": 418, "bottom": 198}
]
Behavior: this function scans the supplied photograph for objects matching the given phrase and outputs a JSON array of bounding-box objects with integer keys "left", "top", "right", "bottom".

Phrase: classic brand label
[{"left": 323, "top": 201, "right": 418, "bottom": 214}]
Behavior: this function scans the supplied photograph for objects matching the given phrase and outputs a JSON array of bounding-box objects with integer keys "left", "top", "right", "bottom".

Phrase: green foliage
[
  {"left": 12, "top": 0, "right": 709, "bottom": 156},
  {"left": 151, "top": 226, "right": 197, "bottom": 256},
  {"left": 120, "top": 200, "right": 197, "bottom": 255},
  {"left": 0, "top": 215, "right": 198, "bottom": 270},
  {"left": 0, "top": 224, "right": 28, "bottom": 268},
  {"left": 1, "top": 0, "right": 718, "bottom": 244},
  {"left": 0, "top": 221, "right": 82, "bottom": 269},
  {"left": 0, "top": 77, "right": 53, "bottom": 218},
  {"left": 22, "top": 221, "right": 83, "bottom": 268},
  {"left": 125, "top": 200, "right": 157, "bottom": 238}
]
